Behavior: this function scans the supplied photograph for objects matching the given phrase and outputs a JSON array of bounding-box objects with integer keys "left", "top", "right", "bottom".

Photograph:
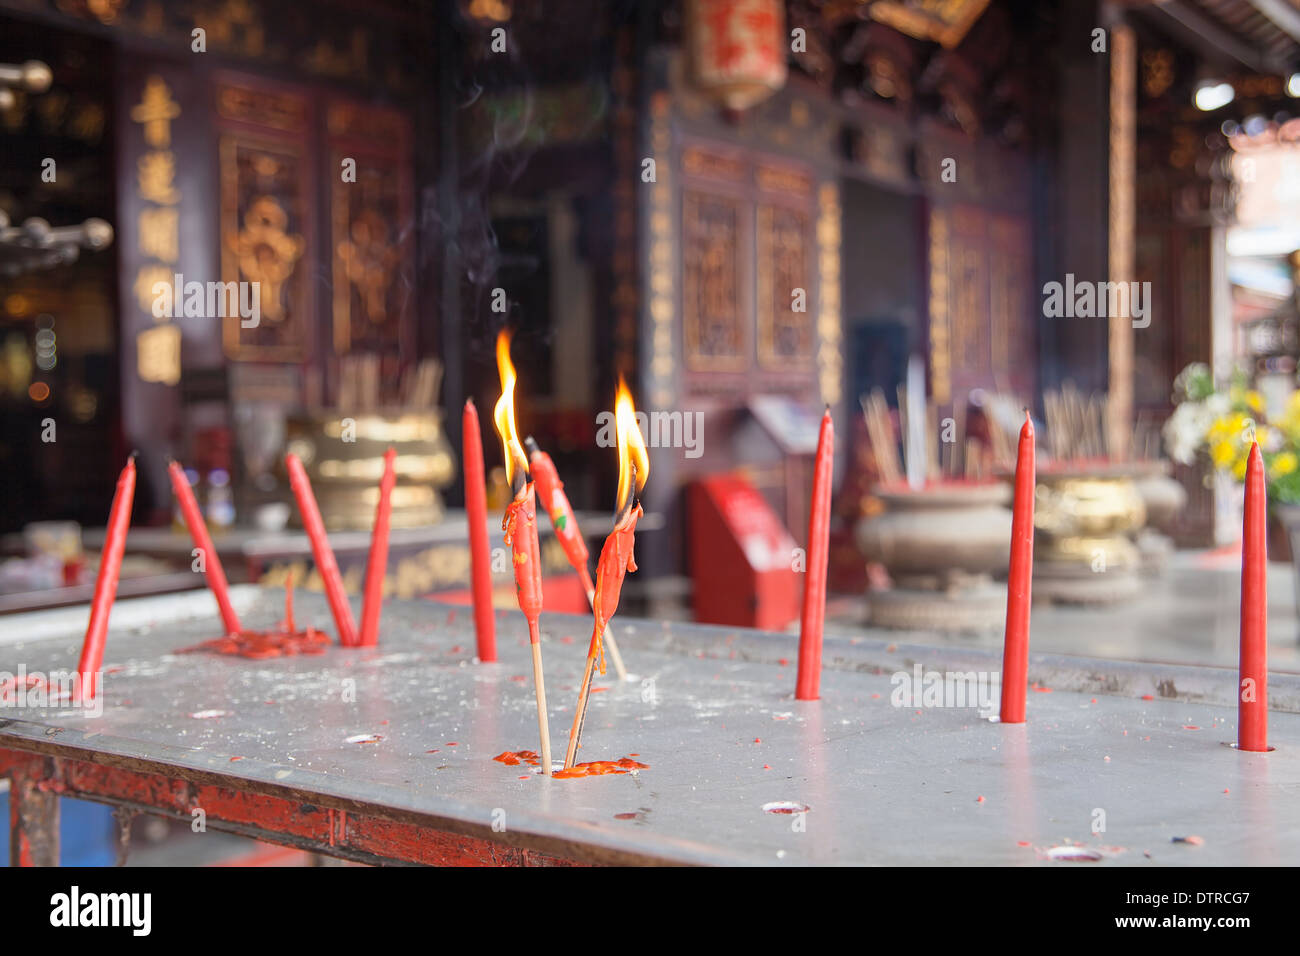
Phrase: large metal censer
[{"left": 284, "top": 411, "right": 455, "bottom": 530}]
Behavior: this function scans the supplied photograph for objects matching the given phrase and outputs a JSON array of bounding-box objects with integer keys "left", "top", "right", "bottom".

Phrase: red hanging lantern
[{"left": 686, "top": 0, "right": 787, "bottom": 111}]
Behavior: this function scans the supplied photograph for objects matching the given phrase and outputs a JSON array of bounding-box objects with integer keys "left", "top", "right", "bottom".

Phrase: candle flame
[
  {"left": 493, "top": 330, "right": 529, "bottom": 491},
  {"left": 614, "top": 377, "right": 649, "bottom": 517}
]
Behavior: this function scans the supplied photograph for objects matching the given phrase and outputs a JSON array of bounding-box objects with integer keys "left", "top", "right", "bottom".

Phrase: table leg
[{"left": 9, "top": 759, "right": 59, "bottom": 867}]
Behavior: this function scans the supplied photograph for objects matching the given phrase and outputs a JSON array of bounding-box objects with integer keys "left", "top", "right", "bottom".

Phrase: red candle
[
  {"left": 504, "top": 478, "right": 550, "bottom": 774},
  {"left": 76, "top": 453, "right": 136, "bottom": 701},
  {"left": 504, "top": 482, "right": 545, "bottom": 624},
  {"left": 168, "top": 460, "right": 241, "bottom": 636},
  {"left": 463, "top": 399, "right": 497, "bottom": 662},
  {"left": 358, "top": 446, "right": 397, "bottom": 647},
  {"left": 494, "top": 330, "right": 551, "bottom": 774},
  {"left": 525, "top": 437, "right": 591, "bottom": 583},
  {"left": 286, "top": 452, "right": 358, "bottom": 647},
  {"left": 999, "top": 411, "right": 1036, "bottom": 724},
  {"left": 1239, "top": 441, "right": 1269, "bottom": 752},
  {"left": 796, "top": 408, "right": 834, "bottom": 701}
]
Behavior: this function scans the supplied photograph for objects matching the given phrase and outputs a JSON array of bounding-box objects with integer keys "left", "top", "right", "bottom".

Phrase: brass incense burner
[
  {"left": 284, "top": 411, "right": 455, "bottom": 530},
  {"left": 1032, "top": 466, "right": 1148, "bottom": 604},
  {"left": 856, "top": 481, "right": 1013, "bottom": 631}
]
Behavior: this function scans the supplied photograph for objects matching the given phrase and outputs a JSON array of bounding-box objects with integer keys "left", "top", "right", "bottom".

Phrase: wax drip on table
[{"left": 177, "top": 571, "right": 331, "bottom": 658}]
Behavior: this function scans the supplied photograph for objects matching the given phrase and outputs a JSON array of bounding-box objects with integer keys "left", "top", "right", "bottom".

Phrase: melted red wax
[
  {"left": 552, "top": 757, "right": 648, "bottom": 780},
  {"left": 179, "top": 626, "right": 331, "bottom": 659},
  {"left": 179, "top": 575, "right": 332, "bottom": 658},
  {"left": 494, "top": 750, "right": 541, "bottom": 767}
]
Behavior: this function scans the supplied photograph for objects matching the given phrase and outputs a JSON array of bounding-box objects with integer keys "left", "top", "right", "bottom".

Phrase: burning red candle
[
  {"left": 494, "top": 331, "right": 552, "bottom": 775},
  {"left": 563, "top": 379, "right": 648, "bottom": 770},
  {"left": 358, "top": 446, "right": 397, "bottom": 647},
  {"left": 168, "top": 459, "right": 241, "bottom": 637},
  {"left": 76, "top": 453, "right": 136, "bottom": 701},
  {"left": 999, "top": 411, "right": 1036, "bottom": 724},
  {"left": 286, "top": 452, "right": 358, "bottom": 647},
  {"left": 463, "top": 399, "right": 497, "bottom": 662},
  {"left": 1238, "top": 441, "right": 1269, "bottom": 752},
  {"left": 796, "top": 408, "right": 834, "bottom": 701}
]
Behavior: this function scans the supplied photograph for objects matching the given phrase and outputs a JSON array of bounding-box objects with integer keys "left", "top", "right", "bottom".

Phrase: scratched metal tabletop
[{"left": 1, "top": 586, "right": 1296, "bottom": 865}]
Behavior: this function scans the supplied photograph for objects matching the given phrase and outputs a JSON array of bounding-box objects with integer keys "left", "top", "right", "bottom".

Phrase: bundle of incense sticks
[
  {"left": 984, "top": 393, "right": 1032, "bottom": 471},
  {"left": 863, "top": 387, "right": 991, "bottom": 485},
  {"left": 1040, "top": 384, "right": 1110, "bottom": 462},
  {"left": 404, "top": 357, "right": 444, "bottom": 409},
  {"left": 1131, "top": 411, "right": 1161, "bottom": 462},
  {"left": 860, "top": 390, "right": 902, "bottom": 485},
  {"left": 335, "top": 354, "right": 443, "bottom": 410}
]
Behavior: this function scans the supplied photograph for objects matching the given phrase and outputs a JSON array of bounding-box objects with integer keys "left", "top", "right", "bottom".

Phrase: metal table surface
[{"left": 1, "top": 586, "right": 1297, "bottom": 866}]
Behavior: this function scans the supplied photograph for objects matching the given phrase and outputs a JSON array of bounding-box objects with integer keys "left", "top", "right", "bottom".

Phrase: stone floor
[{"left": 826, "top": 550, "right": 1300, "bottom": 674}]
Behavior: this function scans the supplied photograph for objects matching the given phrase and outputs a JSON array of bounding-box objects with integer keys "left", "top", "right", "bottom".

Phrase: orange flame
[
  {"left": 493, "top": 330, "right": 528, "bottom": 489},
  {"left": 614, "top": 377, "right": 649, "bottom": 515}
]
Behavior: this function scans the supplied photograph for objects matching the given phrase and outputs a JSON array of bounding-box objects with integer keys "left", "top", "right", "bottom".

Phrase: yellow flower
[
  {"left": 1281, "top": 393, "right": 1300, "bottom": 444},
  {"left": 1210, "top": 440, "right": 1237, "bottom": 468},
  {"left": 1206, "top": 416, "right": 1232, "bottom": 442},
  {"left": 1272, "top": 452, "right": 1298, "bottom": 477},
  {"left": 1232, "top": 454, "right": 1250, "bottom": 481},
  {"left": 1246, "top": 391, "right": 1265, "bottom": 414}
]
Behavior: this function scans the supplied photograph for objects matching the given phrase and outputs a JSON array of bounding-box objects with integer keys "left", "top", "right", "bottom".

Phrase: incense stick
[{"left": 529, "top": 619, "right": 552, "bottom": 775}]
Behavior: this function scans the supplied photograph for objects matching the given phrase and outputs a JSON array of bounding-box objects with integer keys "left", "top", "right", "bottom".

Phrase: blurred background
[{"left": 5, "top": 0, "right": 1300, "bottom": 860}]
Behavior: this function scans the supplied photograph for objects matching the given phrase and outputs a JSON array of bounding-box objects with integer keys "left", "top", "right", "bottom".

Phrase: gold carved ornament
[
  {"left": 337, "top": 208, "right": 400, "bottom": 325},
  {"left": 928, "top": 208, "right": 951, "bottom": 405},
  {"left": 129, "top": 76, "right": 180, "bottom": 148},
  {"left": 227, "top": 195, "right": 305, "bottom": 323},
  {"left": 816, "top": 182, "right": 841, "bottom": 406},
  {"left": 137, "top": 324, "right": 181, "bottom": 385},
  {"left": 130, "top": 74, "right": 183, "bottom": 387}
]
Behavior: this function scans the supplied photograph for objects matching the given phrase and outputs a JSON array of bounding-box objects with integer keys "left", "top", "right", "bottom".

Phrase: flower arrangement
[{"left": 1164, "top": 362, "right": 1300, "bottom": 502}]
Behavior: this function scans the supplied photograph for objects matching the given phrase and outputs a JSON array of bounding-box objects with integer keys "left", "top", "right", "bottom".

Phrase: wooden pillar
[
  {"left": 9, "top": 759, "right": 59, "bottom": 867},
  {"left": 1108, "top": 22, "right": 1137, "bottom": 460}
]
